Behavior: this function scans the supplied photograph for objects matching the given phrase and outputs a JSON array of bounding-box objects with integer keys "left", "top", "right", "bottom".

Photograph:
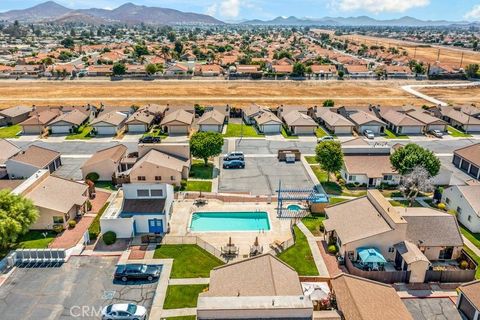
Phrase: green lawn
[
  {"left": 281, "top": 127, "right": 299, "bottom": 139},
  {"left": 0, "top": 124, "right": 21, "bottom": 138},
  {"left": 329, "top": 197, "right": 348, "bottom": 205},
  {"left": 163, "top": 285, "right": 208, "bottom": 309},
  {"left": 384, "top": 129, "right": 409, "bottom": 139},
  {"left": 88, "top": 201, "right": 110, "bottom": 241},
  {"left": 305, "top": 156, "right": 317, "bottom": 164},
  {"left": 460, "top": 225, "right": 480, "bottom": 250},
  {"left": 310, "top": 166, "right": 366, "bottom": 197},
  {"left": 223, "top": 123, "right": 264, "bottom": 138},
  {"left": 463, "top": 246, "right": 480, "bottom": 279},
  {"left": 301, "top": 214, "right": 326, "bottom": 236},
  {"left": 278, "top": 226, "right": 319, "bottom": 276},
  {"left": 189, "top": 160, "right": 214, "bottom": 179},
  {"left": 315, "top": 126, "right": 329, "bottom": 138},
  {"left": 94, "top": 181, "right": 117, "bottom": 191},
  {"left": 65, "top": 126, "right": 92, "bottom": 140},
  {"left": 16, "top": 230, "right": 56, "bottom": 249},
  {"left": 153, "top": 244, "right": 224, "bottom": 278},
  {"left": 310, "top": 165, "right": 328, "bottom": 182},
  {"left": 389, "top": 200, "right": 422, "bottom": 207},
  {"left": 448, "top": 126, "right": 472, "bottom": 138},
  {"left": 143, "top": 128, "right": 168, "bottom": 139},
  {"left": 185, "top": 181, "right": 212, "bottom": 192}
]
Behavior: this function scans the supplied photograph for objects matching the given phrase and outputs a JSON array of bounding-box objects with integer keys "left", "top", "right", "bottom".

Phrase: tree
[
  {"left": 337, "top": 70, "right": 344, "bottom": 79},
  {"left": 315, "top": 141, "right": 343, "bottom": 182},
  {"left": 390, "top": 143, "right": 441, "bottom": 177},
  {"left": 0, "top": 190, "right": 39, "bottom": 249},
  {"left": 112, "top": 62, "right": 126, "bottom": 76},
  {"left": 174, "top": 40, "right": 183, "bottom": 55},
  {"left": 134, "top": 44, "right": 149, "bottom": 57},
  {"left": 190, "top": 132, "right": 224, "bottom": 166},
  {"left": 292, "top": 62, "right": 306, "bottom": 77},
  {"left": 465, "top": 64, "right": 479, "bottom": 78},
  {"left": 323, "top": 99, "right": 335, "bottom": 107},
  {"left": 145, "top": 64, "right": 157, "bottom": 75},
  {"left": 60, "top": 37, "right": 74, "bottom": 49},
  {"left": 399, "top": 166, "right": 435, "bottom": 207}
]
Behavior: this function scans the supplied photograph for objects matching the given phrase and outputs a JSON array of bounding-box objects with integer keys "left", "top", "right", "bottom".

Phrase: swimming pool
[
  {"left": 189, "top": 211, "right": 271, "bottom": 232},
  {"left": 287, "top": 204, "right": 303, "bottom": 212}
]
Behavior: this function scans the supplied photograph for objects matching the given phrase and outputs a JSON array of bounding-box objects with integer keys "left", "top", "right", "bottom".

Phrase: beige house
[
  {"left": 49, "top": 109, "right": 89, "bottom": 134},
  {"left": 254, "top": 111, "right": 283, "bottom": 134},
  {"left": 282, "top": 110, "right": 317, "bottom": 135},
  {"left": 198, "top": 110, "right": 225, "bottom": 133},
  {"left": 20, "top": 109, "right": 60, "bottom": 135},
  {"left": 81, "top": 144, "right": 128, "bottom": 181},
  {"left": 443, "top": 183, "right": 480, "bottom": 233},
  {"left": 348, "top": 110, "right": 386, "bottom": 135},
  {"left": 91, "top": 111, "right": 128, "bottom": 135},
  {"left": 314, "top": 108, "right": 354, "bottom": 135},
  {"left": 0, "top": 106, "right": 32, "bottom": 126},
  {"left": 0, "top": 139, "right": 21, "bottom": 179},
  {"left": 457, "top": 280, "right": 480, "bottom": 320},
  {"left": 453, "top": 144, "right": 480, "bottom": 180},
  {"left": 6, "top": 145, "right": 61, "bottom": 179},
  {"left": 197, "top": 254, "right": 313, "bottom": 319},
  {"left": 160, "top": 109, "right": 194, "bottom": 134},
  {"left": 125, "top": 110, "right": 155, "bottom": 133},
  {"left": 13, "top": 170, "right": 88, "bottom": 230}
]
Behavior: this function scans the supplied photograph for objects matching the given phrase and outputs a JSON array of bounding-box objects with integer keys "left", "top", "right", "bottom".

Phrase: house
[
  {"left": 198, "top": 110, "right": 225, "bottom": 133},
  {"left": 87, "top": 65, "right": 113, "bottom": 77},
  {"left": 385, "top": 65, "right": 413, "bottom": 78},
  {"left": 443, "top": 183, "right": 480, "bottom": 233},
  {"left": 254, "top": 111, "right": 283, "bottom": 134},
  {"left": 6, "top": 145, "right": 61, "bottom": 179},
  {"left": 457, "top": 280, "right": 480, "bottom": 320},
  {"left": 331, "top": 274, "right": 413, "bottom": 320},
  {"left": 0, "top": 106, "right": 32, "bottom": 126},
  {"left": 348, "top": 110, "right": 386, "bottom": 135},
  {"left": 91, "top": 111, "right": 128, "bottom": 135},
  {"left": 49, "top": 109, "right": 89, "bottom": 134},
  {"left": 406, "top": 110, "right": 448, "bottom": 132},
  {"left": 81, "top": 144, "right": 128, "bottom": 182},
  {"left": 324, "top": 190, "right": 467, "bottom": 283},
  {"left": 20, "top": 109, "right": 60, "bottom": 135},
  {"left": 313, "top": 108, "right": 354, "bottom": 135},
  {"left": 165, "top": 63, "right": 189, "bottom": 76},
  {"left": 272, "top": 64, "right": 293, "bottom": 74},
  {"left": 0, "top": 139, "right": 20, "bottom": 178},
  {"left": 12, "top": 170, "right": 88, "bottom": 230},
  {"left": 11, "top": 64, "right": 44, "bottom": 77},
  {"left": 197, "top": 254, "right": 313, "bottom": 320},
  {"left": 124, "top": 149, "right": 190, "bottom": 187},
  {"left": 125, "top": 110, "right": 155, "bottom": 133},
  {"left": 380, "top": 110, "right": 424, "bottom": 135},
  {"left": 310, "top": 64, "right": 336, "bottom": 79},
  {"left": 195, "top": 64, "right": 223, "bottom": 76},
  {"left": 234, "top": 65, "right": 261, "bottom": 75},
  {"left": 100, "top": 183, "right": 174, "bottom": 238},
  {"left": 438, "top": 107, "right": 480, "bottom": 132},
  {"left": 345, "top": 64, "right": 373, "bottom": 78},
  {"left": 160, "top": 109, "right": 194, "bottom": 134},
  {"left": 282, "top": 110, "right": 317, "bottom": 135},
  {"left": 453, "top": 144, "right": 480, "bottom": 180},
  {"left": 243, "top": 104, "right": 270, "bottom": 124},
  {"left": 125, "top": 64, "right": 147, "bottom": 77},
  {"left": 341, "top": 142, "right": 399, "bottom": 187}
]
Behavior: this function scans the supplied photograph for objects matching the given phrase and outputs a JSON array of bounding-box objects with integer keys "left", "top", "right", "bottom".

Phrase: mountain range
[{"left": 0, "top": 1, "right": 472, "bottom": 27}]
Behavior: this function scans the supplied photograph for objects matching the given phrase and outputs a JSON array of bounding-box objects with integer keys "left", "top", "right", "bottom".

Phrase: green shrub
[
  {"left": 327, "top": 245, "right": 338, "bottom": 254},
  {"left": 86, "top": 200, "right": 92, "bottom": 211},
  {"left": 338, "top": 178, "right": 346, "bottom": 186},
  {"left": 88, "top": 201, "right": 110, "bottom": 241},
  {"left": 319, "top": 221, "right": 325, "bottom": 233},
  {"left": 85, "top": 172, "right": 100, "bottom": 182},
  {"left": 437, "top": 203, "right": 446, "bottom": 211},
  {"left": 459, "top": 260, "right": 469, "bottom": 270},
  {"left": 53, "top": 225, "right": 65, "bottom": 234},
  {"left": 103, "top": 231, "right": 117, "bottom": 245},
  {"left": 68, "top": 220, "right": 76, "bottom": 229},
  {"left": 335, "top": 172, "right": 342, "bottom": 180}
]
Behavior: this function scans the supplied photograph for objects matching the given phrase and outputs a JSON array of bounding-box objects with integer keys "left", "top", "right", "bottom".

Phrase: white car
[
  {"left": 318, "top": 136, "right": 334, "bottom": 142},
  {"left": 363, "top": 129, "right": 375, "bottom": 139},
  {"left": 430, "top": 129, "right": 443, "bottom": 138},
  {"left": 102, "top": 304, "right": 147, "bottom": 320}
]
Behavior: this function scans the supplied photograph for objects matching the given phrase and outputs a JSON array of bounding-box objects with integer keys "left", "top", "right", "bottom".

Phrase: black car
[
  {"left": 114, "top": 264, "right": 161, "bottom": 282},
  {"left": 139, "top": 136, "right": 160, "bottom": 144},
  {"left": 223, "top": 159, "right": 245, "bottom": 169}
]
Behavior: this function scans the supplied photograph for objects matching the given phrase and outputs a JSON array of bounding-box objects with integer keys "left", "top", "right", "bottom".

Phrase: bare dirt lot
[
  {"left": 418, "top": 86, "right": 480, "bottom": 105},
  {"left": 0, "top": 79, "right": 430, "bottom": 109}
]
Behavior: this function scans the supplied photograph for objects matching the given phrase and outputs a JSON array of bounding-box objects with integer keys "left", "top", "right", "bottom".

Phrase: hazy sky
[{"left": 1, "top": 0, "right": 480, "bottom": 22}]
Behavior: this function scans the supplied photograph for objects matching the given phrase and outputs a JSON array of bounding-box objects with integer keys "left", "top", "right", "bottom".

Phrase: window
[
  {"left": 348, "top": 175, "right": 356, "bottom": 181},
  {"left": 384, "top": 175, "right": 393, "bottom": 181},
  {"left": 170, "top": 176, "right": 175, "bottom": 181},
  {"left": 155, "top": 176, "right": 162, "bottom": 181},
  {"left": 53, "top": 216, "right": 64, "bottom": 224},
  {"left": 137, "top": 176, "right": 146, "bottom": 181},
  {"left": 388, "top": 247, "right": 395, "bottom": 253},
  {"left": 457, "top": 206, "right": 462, "bottom": 214},
  {"left": 150, "top": 189, "right": 163, "bottom": 197},
  {"left": 445, "top": 197, "right": 450, "bottom": 204},
  {"left": 468, "top": 215, "right": 472, "bottom": 222},
  {"left": 137, "top": 189, "right": 149, "bottom": 197}
]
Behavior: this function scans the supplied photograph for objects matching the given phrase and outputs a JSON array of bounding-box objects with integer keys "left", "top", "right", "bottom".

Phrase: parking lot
[
  {"left": 218, "top": 157, "right": 314, "bottom": 195},
  {"left": 0, "top": 256, "right": 158, "bottom": 320}
]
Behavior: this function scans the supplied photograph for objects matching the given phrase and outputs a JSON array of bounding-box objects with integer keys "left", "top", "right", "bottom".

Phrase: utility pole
[
  {"left": 437, "top": 49, "right": 440, "bottom": 62},
  {"left": 459, "top": 52, "right": 464, "bottom": 69}
]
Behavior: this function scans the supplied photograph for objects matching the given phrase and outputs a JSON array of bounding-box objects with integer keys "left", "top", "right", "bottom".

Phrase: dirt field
[
  {"left": 418, "top": 86, "right": 480, "bottom": 106},
  {"left": 315, "top": 30, "right": 480, "bottom": 68},
  {"left": 0, "top": 80, "right": 428, "bottom": 109}
]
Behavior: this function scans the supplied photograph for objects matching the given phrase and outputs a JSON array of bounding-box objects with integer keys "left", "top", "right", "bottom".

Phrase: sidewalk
[{"left": 297, "top": 222, "right": 329, "bottom": 277}]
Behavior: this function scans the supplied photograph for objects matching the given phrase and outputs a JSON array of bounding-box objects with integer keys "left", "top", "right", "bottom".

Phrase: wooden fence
[
  {"left": 345, "top": 257, "right": 410, "bottom": 284},
  {"left": 424, "top": 269, "right": 476, "bottom": 283}
]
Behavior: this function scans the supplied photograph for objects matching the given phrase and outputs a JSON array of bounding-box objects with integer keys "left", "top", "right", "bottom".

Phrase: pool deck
[{"left": 169, "top": 199, "right": 293, "bottom": 257}]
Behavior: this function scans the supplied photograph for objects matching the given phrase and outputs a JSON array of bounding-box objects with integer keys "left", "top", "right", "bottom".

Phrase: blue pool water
[
  {"left": 190, "top": 212, "right": 271, "bottom": 232},
  {"left": 287, "top": 204, "right": 302, "bottom": 212}
]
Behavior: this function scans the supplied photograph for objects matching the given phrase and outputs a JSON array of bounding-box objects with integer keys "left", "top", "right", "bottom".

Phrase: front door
[
  {"left": 148, "top": 219, "right": 163, "bottom": 234},
  {"left": 368, "top": 178, "right": 375, "bottom": 187}
]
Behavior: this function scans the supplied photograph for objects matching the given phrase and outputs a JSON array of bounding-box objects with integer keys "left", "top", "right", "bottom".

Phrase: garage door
[
  {"left": 294, "top": 126, "right": 315, "bottom": 135},
  {"left": 361, "top": 125, "right": 381, "bottom": 134},
  {"left": 262, "top": 124, "right": 281, "bottom": 133},
  {"left": 95, "top": 126, "right": 116, "bottom": 135},
  {"left": 334, "top": 126, "right": 352, "bottom": 134},
  {"left": 51, "top": 125, "right": 71, "bottom": 134},
  {"left": 399, "top": 126, "right": 423, "bottom": 134},
  {"left": 200, "top": 124, "right": 221, "bottom": 132},
  {"left": 169, "top": 125, "right": 188, "bottom": 134},
  {"left": 429, "top": 124, "right": 446, "bottom": 131},
  {"left": 128, "top": 124, "right": 146, "bottom": 133}
]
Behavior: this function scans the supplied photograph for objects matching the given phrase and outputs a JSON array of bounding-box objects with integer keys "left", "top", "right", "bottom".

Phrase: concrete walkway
[
  {"left": 462, "top": 236, "right": 480, "bottom": 257},
  {"left": 160, "top": 307, "right": 197, "bottom": 318},
  {"left": 297, "top": 222, "right": 329, "bottom": 277},
  {"left": 169, "top": 278, "right": 210, "bottom": 285}
]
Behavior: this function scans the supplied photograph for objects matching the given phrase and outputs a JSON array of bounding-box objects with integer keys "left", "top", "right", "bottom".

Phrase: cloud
[
  {"left": 205, "top": 3, "right": 218, "bottom": 16},
  {"left": 206, "top": 0, "right": 241, "bottom": 18},
  {"left": 465, "top": 5, "right": 480, "bottom": 20},
  {"left": 335, "top": 0, "right": 430, "bottom": 14}
]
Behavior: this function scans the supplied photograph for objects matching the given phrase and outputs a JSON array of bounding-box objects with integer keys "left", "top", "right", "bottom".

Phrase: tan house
[
  {"left": 0, "top": 139, "right": 21, "bottom": 178},
  {"left": 198, "top": 110, "right": 225, "bottom": 133},
  {"left": 348, "top": 110, "right": 386, "bottom": 135},
  {"left": 406, "top": 110, "right": 448, "bottom": 132},
  {"left": 49, "top": 109, "right": 89, "bottom": 134},
  {"left": 81, "top": 144, "right": 128, "bottom": 181},
  {"left": 457, "top": 280, "right": 480, "bottom": 320},
  {"left": 91, "top": 111, "right": 128, "bottom": 135},
  {"left": 197, "top": 254, "right": 313, "bottom": 319},
  {"left": 125, "top": 110, "right": 155, "bottom": 133},
  {"left": 282, "top": 110, "right": 317, "bottom": 135},
  {"left": 0, "top": 106, "right": 33, "bottom": 126},
  {"left": 20, "top": 109, "right": 60, "bottom": 135},
  {"left": 126, "top": 149, "right": 190, "bottom": 186},
  {"left": 6, "top": 145, "right": 61, "bottom": 179},
  {"left": 453, "top": 144, "right": 480, "bottom": 180},
  {"left": 380, "top": 110, "right": 424, "bottom": 135},
  {"left": 254, "top": 111, "right": 283, "bottom": 134},
  {"left": 313, "top": 108, "right": 354, "bottom": 135},
  {"left": 160, "top": 109, "right": 194, "bottom": 134},
  {"left": 13, "top": 170, "right": 88, "bottom": 230}
]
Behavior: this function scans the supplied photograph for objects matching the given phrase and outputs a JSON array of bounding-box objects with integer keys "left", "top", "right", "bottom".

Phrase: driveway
[
  {"left": 0, "top": 256, "right": 158, "bottom": 320},
  {"left": 54, "top": 157, "right": 87, "bottom": 180},
  {"left": 218, "top": 157, "right": 314, "bottom": 195},
  {"left": 403, "top": 298, "right": 462, "bottom": 320}
]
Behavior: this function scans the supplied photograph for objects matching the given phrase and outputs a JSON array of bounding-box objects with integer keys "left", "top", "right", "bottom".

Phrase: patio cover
[{"left": 357, "top": 248, "right": 387, "bottom": 264}]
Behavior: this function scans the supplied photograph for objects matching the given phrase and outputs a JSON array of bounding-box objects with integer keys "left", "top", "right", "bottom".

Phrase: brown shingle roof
[
  {"left": 0, "top": 139, "right": 21, "bottom": 165},
  {"left": 343, "top": 155, "right": 397, "bottom": 178},
  {"left": 349, "top": 110, "right": 386, "bottom": 126},
  {"left": 9, "top": 145, "right": 60, "bottom": 168},
  {"left": 20, "top": 110, "right": 60, "bottom": 126},
  {"left": 381, "top": 110, "right": 423, "bottom": 127},
  {"left": 197, "top": 110, "right": 225, "bottom": 125},
  {"left": 81, "top": 145, "right": 127, "bottom": 169},
  {"left": 160, "top": 109, "right": 194, "bottom": 126},
  {"left": 459, "top": 280, "right": 480, "bottom": 310},
  {"left": 454, "top": 143, "right": 480, "bottom": 167},
  {"left": 50, "top": 109, "right": 89, "bottom": 126},
  {"left": 283, "top": 110, "right": 317, "bottom": 127},
  {"left": 0, "top": 106, "right": 32, "bottom": 118},
  {"left": 125, "top": 110, "right": 155, "bottom": 125},
  {"left": 91, "top": 111, "right": 127, "bottom": 126}
]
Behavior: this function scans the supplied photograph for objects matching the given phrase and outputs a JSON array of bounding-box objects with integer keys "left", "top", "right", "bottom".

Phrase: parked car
[
  {"left": 429, "top": 129, "right": 443, "bottom": 138},
  {"left": 318, "top": 136, "right": 334, "bottom": 142},
  {"left": 223, "top": 151, "right": 244, "bottom": 161},
  {"left": 363, "top": 129, "right": 375, "bottom": 139},
  {"left": 223, "top": 159, "right": 245, "bottom": 169},
  {"left": 114, "top": 264, "right": 161, "bottom": 282},
  {"left": 101, "top": 303, "right": 147, "bottom": 320},
  {"left": 139, "top": 136, "right": 160, "bottom": 144}
]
